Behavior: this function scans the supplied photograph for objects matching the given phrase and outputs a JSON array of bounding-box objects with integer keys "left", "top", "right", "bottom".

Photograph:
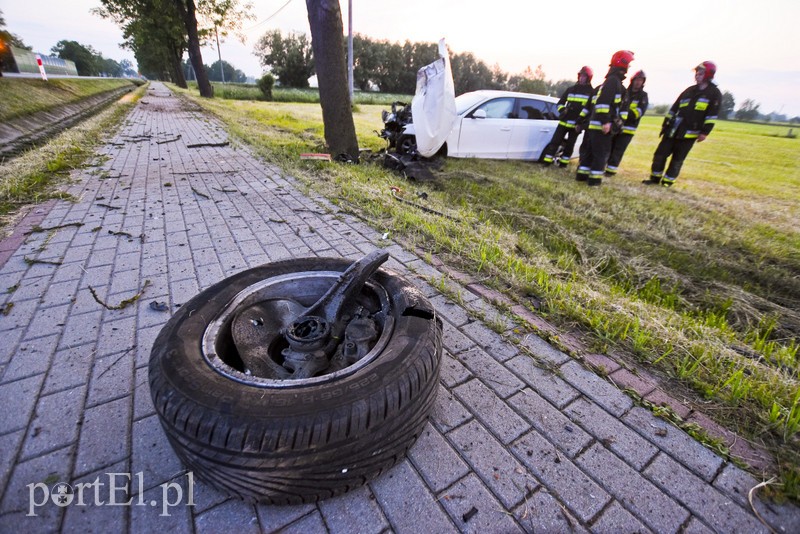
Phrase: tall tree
[
  {"left": 51, "top": 40, "right": 101, "bottom": 76},
  {"left": 305, "top": 0, "right": 358, "bottom": 161},
  {"left": 720, "top": 91, "right": 735, "bottom": 120},
  {"left": 735, "top": 99, "right": 761, "bottom": 121},
  {"left": 254, "top": 30, "right": 314, "bottom": 87},
  {"left": 174, "top": 0, "right": 212, "bottom": 96}
]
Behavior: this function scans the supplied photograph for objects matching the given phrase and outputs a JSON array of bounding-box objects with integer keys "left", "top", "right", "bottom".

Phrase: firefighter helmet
[
  {"left": 610, "top": 50, "right": 634, "bottom": 69},
  {"left": 695, "top": 61, "right": 716, "bottom": 82},
  {"left": 578, "top": 66, "right": 593, "bottom": 83}
]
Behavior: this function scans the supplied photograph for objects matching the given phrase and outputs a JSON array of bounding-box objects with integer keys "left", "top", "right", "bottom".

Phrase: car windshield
[{"left": 455, "top": 92, "right": 489, "bottom": 115}]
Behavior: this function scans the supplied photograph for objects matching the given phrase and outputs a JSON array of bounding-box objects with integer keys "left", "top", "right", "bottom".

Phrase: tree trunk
[
  {"left": 306, "top": 0, "right": 359, "bottom": 161},
  {"left": 174, "top": 0, "right": 212, "bottom": 97},
  {"left": 170, "top": 45, "right": 188, "bottom": 88}
]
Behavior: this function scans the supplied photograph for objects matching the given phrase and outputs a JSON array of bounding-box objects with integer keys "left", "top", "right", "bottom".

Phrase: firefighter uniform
[
  {"left": 648, "top": 63, "right": 721, "bottom": 187},
  {"left": 542, "top": 77, "right": 593, "bottom": 166},
  {"left": 576, "top": 67, "right": 627, "bottom": 185},
  {"left": 606, "top": 77, "right": 648, "bottom": 175}
]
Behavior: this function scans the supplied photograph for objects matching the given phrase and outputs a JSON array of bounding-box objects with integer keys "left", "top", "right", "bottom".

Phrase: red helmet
[
  {"left": 578, "top": 66, "right": 593, "bottom": 83},
  {"left": 610, "top": 50, "right": 634, "bottom": 69},
  {"left": 631, "top": 70, "right": 646, "bottom": 82},
  {"left": 695, "top": 61, "right": 716, "bottom": 82}
]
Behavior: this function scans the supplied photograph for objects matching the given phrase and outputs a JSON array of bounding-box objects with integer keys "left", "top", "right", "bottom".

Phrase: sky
[{"left": 3, "top": 0, "right": 800, "bottom": 117}]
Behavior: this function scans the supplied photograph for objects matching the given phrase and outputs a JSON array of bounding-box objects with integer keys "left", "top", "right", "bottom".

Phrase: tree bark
[
  {"left": 174, "top": 0, "right": 212, "bottom": 97},
  {"left": 170, "top": 45, "right": 188, "bottom": 88},
  {"left": 306, "top": 0, "right": 359, "bottom": 161}
]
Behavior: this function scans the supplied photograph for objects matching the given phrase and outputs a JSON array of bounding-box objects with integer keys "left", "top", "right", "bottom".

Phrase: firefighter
[
  {"left": 541, "top": 66, "right": 594, "bottom": 167},
  {"left": 605, "top": 70, "right": 649, "bottom": 176},
  {"left": 576, "top": 50, "right": 634, "bottom": 186},
  {"left": 646, "top": 61, "right": 721, "bottom": 187}
]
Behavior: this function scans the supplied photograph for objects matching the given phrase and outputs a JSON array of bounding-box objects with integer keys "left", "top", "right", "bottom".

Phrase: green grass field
[{"left": 171, "top": 87, "right": 800, "bottom": 499}]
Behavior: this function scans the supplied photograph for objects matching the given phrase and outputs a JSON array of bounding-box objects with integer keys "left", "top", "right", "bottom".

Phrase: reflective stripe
[
  {"left": 606, "top": 165, "right": 618, "bottom": 173},
  {"left": 695, "top": 100, "right": 709, "bottom": 111},
  {"left": 651, "top": 171, "right": 663, "bottom": 178},
  {"left": 595, "top": 104, "right": 611, "bottom": 113},
  {"left": 543, "top": 156, "right": 554, "bottom": 163},
  {"left": 590, "top": 170, "right": 604, "bottom": 177},
  {"left": 679, "top": 99, "right": 691, "bottom": 108},
  {"left": 620, "top": 111, "right": 629, "bottom": 120},
  {"left": 558, "top": 157, "right": 570, "bottom": 164},
  {"left": 684, "top": 130, "right": 700, "bottom": 138},
  {"left": 622, "top": 126, "right": 637, "bottom": 134},
  {"left": 662, "top": 175, "right": 676, "bottom": 184},
  {"left": 577, "top": 166, "right": 590, "bottom": 173}
]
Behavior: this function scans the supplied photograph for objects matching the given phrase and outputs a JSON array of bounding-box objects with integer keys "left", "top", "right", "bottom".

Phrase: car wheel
[
  {"left": 149, "top": 251, "right": 442, "bottom": 504},
  {"left": 396, "top": 134, "right": 417, "bottom": 155}
]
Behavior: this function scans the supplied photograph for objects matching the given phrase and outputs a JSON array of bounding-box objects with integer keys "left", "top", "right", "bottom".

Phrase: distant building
[{"left": 5, "top": 46, "right": 78, "bottom": 76}]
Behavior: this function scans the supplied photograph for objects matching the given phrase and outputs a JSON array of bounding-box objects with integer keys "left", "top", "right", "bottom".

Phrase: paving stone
[
  {"left": 623, "top": 407, "right": 724, "bottom": 482},
  {"left": 0, "top": 445, "right": 73, "bottom": 523},
  {"left": 430, "top": 294, "right": 473, "bottom": 328},
  {"left": 42, "top": 346, "right": 96, "bottom": 395},
  {"left": 456, "top": 347, "right": 525, "bottom": 399},
  {"left": 130, "top": 483, "right": 193, "bottom": 533},
  {"left": 564, "top": 397, "right": 659, "bottom": 471},
  {"left": 430, "top": 387, "right": 473, "bottom": 433},
  {"left": 86, "top": 349, "right": 135, "bottom": 407},
  {"left": 61, "top": 459, "right": 130, "bottom": 534},
  {"left": 513, "top": 489, "right": 589, "bottom": 534},
  {"left": 559, "top": 361, "right": 633, "bottom": 417},
  {"left": 505, "top": 354, "right": 580, "bottom": 409},
  {"left": 447, "top": 419, "right": 538, "bottom": 509},
  {"left": 22, "top": 303, "right": 70, "bottom": 343},
  {"left": 74, "top": 397, "right": 131, "bottom": 477},
  {"left": 518, "top": 332, "right": 570, "bottom": 366},
  {"left": 590, "top": 500, "right": 651, "bottom": 534},
  {"left": 0, "top": 430, "right": 24, "bottom": 497},
  {"left": 438, "top": 473, "right": 524, "bottom": 533},
  {"left": 508, "top": 390, "right": 593, "bottom": 458},
  {"left": 195, "top": 499, "right": 260, "bottom": 533},
  {"left": 644, "top": 453, "right": 765, "bottom": 533},
  {"left": 511, "top": 429, "right": 611, "bottom": 523},
  {"left": 453, "top": 378, "right": 530, "bottom": 445},
  {"left": 95, "top": 316, "right": 137, "bottom": 360},
  {"left": 576, "top": 442, "right": 689, "bottom": 533},
  {"left": 408, "top": 423, "right": 470, "bottom": 493},
  {"left": 370, "top": 460, "right": 454, "bottom": 532},
  {"left": 318, "top": 484, "right": 389, "bottom": 534},
  {"left": 269, "top": 509, "right": 328, "bottom": 534},
  {"left": 441, "top": 319, "right": 478, "bottom": 355},
  {"left": 2, "top": 334, "right": 59, "bottom": 382},
  {"left": 21, "top": 386, "right": 86, "bottom": 461},
  {"left": 0, "top": 373, "right": 45, "bottom": 434}
]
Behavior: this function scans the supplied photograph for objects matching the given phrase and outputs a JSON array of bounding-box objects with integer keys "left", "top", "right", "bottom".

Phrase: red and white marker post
[{"left": 36, "top": 55, "right": 48, "bottom": 81}]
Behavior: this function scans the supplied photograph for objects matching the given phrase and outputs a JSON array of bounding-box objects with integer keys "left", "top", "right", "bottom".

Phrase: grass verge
[
  {"left": 171, "top": 83, "right": 800, "bottom": 501},
  {"left": 0, "top": 82, "right": 148, "bottom": 233}
]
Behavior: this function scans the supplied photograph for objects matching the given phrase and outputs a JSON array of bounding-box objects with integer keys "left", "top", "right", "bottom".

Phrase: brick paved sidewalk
[{"left": 1, "top": 82, "right": 797, "bottom": 533}]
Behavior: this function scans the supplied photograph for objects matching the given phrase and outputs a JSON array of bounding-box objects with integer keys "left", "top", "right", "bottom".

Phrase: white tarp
[{"left": 410, "top": 39, "right": 457, "bottom": 157}]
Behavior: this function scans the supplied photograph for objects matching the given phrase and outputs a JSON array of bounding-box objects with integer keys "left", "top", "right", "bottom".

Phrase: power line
[{"left": 246, "top": 0, "right": 296, "bottom": 31}]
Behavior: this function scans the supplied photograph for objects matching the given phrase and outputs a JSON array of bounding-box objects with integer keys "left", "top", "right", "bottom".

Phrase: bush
[{"left": 257, "top": 73, "right": 274, "bottom": 101}]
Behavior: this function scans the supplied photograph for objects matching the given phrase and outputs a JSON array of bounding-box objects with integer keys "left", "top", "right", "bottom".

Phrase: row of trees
[{"left": 50, "top": 40, "right": 138, "bottom": 77}]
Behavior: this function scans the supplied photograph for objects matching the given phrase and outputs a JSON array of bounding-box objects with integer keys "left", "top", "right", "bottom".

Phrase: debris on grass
[{"left": 89, "top": 279, "right": 151, "bottom": 310}]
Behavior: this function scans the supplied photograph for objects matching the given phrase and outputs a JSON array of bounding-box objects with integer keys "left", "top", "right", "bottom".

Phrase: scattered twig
[
  {"left": 1, "top": 302, "right": 13, "bottom": 316},
  {"left": 748, "top": 478, "right": 778, "bottom": 533},
  {"left": 186, "top": 141, "right": 229, "bottom": 148},
  {"left": 24, "top": 257, "right": 63, "bottom": 266},
  {"left": 156, "top": 135, "right": 182, "bottom": 145},
  {"left": 27, "top": 222, "right": 84, "bottom": 234},
  {"left": 97, "top": 203, "right": 122, "bottom": 210},
  {"left": 269, "top": 218, "right": 286, "bottom": 224},
  {"left": 191, "top": 187, "right": 210, "bottom": 199},
  {"left": 97, "top": 346, "right": 135, "bottom": 379},
  {"left": 89, "top": 280, "right": 151, "bottom": 310},
  {"left": 212, "top": 187, "right": 237, "bottom": 193},
  {"left": 108, "top": 229, "right": 134, "bottom": 239}
]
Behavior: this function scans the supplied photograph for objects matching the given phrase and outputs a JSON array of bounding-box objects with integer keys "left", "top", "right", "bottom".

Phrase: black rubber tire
[{"left": 149, "top": 257, "right": 442, "bottom": 505}]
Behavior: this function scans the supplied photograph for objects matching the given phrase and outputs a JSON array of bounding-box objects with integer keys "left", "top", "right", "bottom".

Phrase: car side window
[
  {"left": 473, "top": 98, "right": 515, "bottom": 119},
  {"left": 517, "top": 98, "right": 553, "bottom": 120}
]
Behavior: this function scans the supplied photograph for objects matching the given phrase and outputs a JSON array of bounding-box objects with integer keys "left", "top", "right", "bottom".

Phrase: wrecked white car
[{"left": 394, "top": 89, "right": 581, "bottom": 161}]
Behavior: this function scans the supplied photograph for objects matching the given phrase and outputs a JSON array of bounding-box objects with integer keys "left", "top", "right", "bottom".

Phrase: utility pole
[
  {"left": 215, "top": 26, "right": 225, "bottom": 83},
  {"left": 347, "top": 0, "right": 353, "bottom": 100}
]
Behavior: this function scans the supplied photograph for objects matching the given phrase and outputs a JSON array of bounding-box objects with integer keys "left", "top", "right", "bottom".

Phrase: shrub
[{"left": 257, "top": 73, "right": 275, "bottom": 101}]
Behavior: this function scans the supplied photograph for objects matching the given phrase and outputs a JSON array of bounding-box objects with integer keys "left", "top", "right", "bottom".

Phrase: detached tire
[{"left": 149, "top": 256, "right": 442, "bottom": 504}]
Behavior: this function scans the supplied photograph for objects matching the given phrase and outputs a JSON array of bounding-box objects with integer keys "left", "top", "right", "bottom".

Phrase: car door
[
  {"left": 507, "top": 97, "right": 560, "bottom": 160},
  {"left": 453, "top": 97, "right": 515, "bottom": 158}
]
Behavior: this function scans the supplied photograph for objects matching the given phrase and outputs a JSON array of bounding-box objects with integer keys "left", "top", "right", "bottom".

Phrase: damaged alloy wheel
[{"left": 149, "top": 251, "right": 442, "bottom": 504}]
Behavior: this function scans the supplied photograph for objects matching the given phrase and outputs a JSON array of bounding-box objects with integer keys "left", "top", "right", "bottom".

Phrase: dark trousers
[
  {"left": 583, "top": 130, "right": 613, "bottom": 177},
  {"left": 651, "top": 136, "right": 696, "bottom": 181},
  {"left": 543, "top": 125, "right": 580, "bottom": 161},
  {"left": 607, "top": 133, "right": 634, "bottom": 170}
]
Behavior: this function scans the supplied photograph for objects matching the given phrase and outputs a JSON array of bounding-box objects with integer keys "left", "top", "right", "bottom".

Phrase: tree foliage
[
  {"left": 720, "top": 90, "right": 735, "bottom": 120},
  {"left": 735, "top": 98, "right": 761, "bottom": 121},
  {"left": 206, "top": 59, "right": 246, "bottom": 82},
  {"left": 253, "top": 30, "right": 314, "bottom": 88}
]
